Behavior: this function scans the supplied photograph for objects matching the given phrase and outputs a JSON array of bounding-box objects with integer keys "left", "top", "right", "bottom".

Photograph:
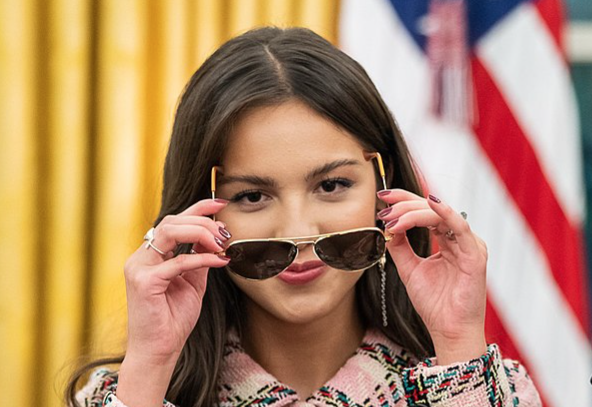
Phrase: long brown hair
[{"left": 66, "top": 26, "right": 434, "bottom": 407}]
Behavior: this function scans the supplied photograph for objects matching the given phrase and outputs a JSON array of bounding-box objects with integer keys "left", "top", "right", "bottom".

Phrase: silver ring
[
  {"left": 445, "top": 212, "right": 467, "bottom": 240},
  {"left": 143, "top": 227, "right": 167, "bottom": 256}
]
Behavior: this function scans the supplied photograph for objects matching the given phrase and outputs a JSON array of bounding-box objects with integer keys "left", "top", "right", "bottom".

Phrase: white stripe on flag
[
  {"left": 339, "top": 0, "right": 431, "bottom": 134},
  {"left": 476, "top": 2, "right": 585, "bottom": 224}
]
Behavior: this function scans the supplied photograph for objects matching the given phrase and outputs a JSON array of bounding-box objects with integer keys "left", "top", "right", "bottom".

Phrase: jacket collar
[{"left": 218, "top": 328, "right": 418, "bottom": 406}]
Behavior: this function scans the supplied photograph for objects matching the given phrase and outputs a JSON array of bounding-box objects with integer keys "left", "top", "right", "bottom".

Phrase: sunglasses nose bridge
[{"left": 293, "top": 240, "right": 316, "bottom": 246}]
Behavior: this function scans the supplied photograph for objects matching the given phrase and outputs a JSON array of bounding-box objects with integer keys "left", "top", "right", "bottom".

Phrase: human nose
[{"left": 273, "top": 199, "right": 321, "bottom": 239}]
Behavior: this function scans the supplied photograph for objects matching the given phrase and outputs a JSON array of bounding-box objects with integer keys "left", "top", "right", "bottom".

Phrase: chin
[{"left": 268, "top": 292, "right": 338, "bottom": 325}]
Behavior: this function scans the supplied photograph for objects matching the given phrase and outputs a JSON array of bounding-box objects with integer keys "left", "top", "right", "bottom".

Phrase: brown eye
[
  {"left": 229, "top": 189, "right": 269, "bottom": 210},
  {"left": 318, "top": 178, "right": 353, "bottom": 194},
  {"left": 246, "top": 192, "right": 262, "bottom": 203},
  {"left": 321, "top": 180, "right": 338, "bottom": 192}
]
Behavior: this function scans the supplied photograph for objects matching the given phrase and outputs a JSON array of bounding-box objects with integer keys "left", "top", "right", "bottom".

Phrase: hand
[
  {"left": 378, "top": 189, "right": 487, "bottom": 364},
  {"left": 122, "top": 198, "right": 231, "bottom": 363}
]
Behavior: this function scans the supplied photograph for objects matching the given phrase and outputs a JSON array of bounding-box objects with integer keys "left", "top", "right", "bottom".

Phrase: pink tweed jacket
[{"left": 77, "top": 329, "right": 541, "bottom": 406}]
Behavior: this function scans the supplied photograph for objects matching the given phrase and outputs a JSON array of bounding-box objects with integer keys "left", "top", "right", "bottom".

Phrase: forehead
[{"left": 222, "top": 100, "right": 366, "bottom": 171}]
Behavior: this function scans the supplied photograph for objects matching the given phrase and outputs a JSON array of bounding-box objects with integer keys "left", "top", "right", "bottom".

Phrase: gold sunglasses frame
[
  {"left": 210, "top": 152, "right": 391, "bottom": 279},
  {"left": 221, "top": 227, "right": 389, "bottom": 280}
]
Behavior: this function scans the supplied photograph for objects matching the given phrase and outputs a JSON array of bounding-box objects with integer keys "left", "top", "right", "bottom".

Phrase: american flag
[{"left": 340, "top": 0, "right": 591, "bottom": 405}]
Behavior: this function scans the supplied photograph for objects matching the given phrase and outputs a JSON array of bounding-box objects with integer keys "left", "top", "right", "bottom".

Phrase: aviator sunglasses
[{"left": 211, "top": 153, "right": 391, "bottom": 280}]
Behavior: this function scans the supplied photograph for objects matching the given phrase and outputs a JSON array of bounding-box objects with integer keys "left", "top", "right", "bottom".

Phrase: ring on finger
[
  {"left": 445, "top": 211, "right": 468, "bottom": 240},
  {"left": 143, "top": 227, "right": 167, "bottom": 256},
  {"left": 427, "top": 210, "right": 468, "bottom": 238}
]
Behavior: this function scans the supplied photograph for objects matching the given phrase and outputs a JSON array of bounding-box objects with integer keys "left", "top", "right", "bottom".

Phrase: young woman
[{"left": 68, "top": 27, "right": 541, "bottom": 407}]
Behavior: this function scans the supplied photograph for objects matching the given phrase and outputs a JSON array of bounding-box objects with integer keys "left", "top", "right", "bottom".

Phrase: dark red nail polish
[
  {"left": 219, "top": 227, "right": 231, "bottom": 239},
  {"left": 377, "top": 207, "right": 392, "bottom": 218},
  {"left": 377, "top": 190, "right": 391, "bottom": 197},
  {"left": 428, "top": 194, "right": 441, "bottom": 203},
  {"left": 214, "top": 198, "right": 229, "bottom": 204},
  {"left": 385, "top": 218, "right": 399, "bottom": 228},
  {"left": 214, "top": 237, "right": 225, "bottom": 248},
  {"left": 217, "top": 254, "right": 231, "bottom": 261}
]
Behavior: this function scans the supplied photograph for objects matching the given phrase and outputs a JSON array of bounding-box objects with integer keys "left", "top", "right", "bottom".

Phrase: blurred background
[{"left": 0, "top": 0, "right": 590, "bottom": 406}]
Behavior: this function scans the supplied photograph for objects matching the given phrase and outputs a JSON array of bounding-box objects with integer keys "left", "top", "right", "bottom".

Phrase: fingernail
[
  {"left": 428, "top": 194, "right": 441, "bottom": 203},
  {"left": 377, "top": 207, "right": 392, "bottom": 219},
  {"left": 219, "top": 227, "right": 231, "bottom": 239},
  {"left": 217, "top": 254, "right": 231, "bottom": 261},
  {"left": 214, "top": 198, "right": 229, "bottom": 204},
  {"left": 377, "top": 190, "right": 390, "bottom": 197},
  {"left": 385, "top": 218, "right": 399, "bottom": 228},
  {"left": 214, "top": 237, "right": 225, "bottom": 248}
]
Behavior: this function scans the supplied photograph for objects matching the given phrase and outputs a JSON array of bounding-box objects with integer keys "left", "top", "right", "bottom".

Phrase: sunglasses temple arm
[
  {"left": 380, "top": 174, "right": 387, "bottom": 192},
  {"left": 367, "top": 152, "right": 389, "bottom": 205},
  {"left": 211, "top": 166, "right": 220, "bottom": 221},
  {"left": 373, "top": 152, "right": 388, "bottom": 190}
]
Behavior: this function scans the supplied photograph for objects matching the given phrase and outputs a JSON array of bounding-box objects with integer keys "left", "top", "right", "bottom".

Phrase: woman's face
[{"left": 216, "top": 99, "right": 380, "bottom": 325}]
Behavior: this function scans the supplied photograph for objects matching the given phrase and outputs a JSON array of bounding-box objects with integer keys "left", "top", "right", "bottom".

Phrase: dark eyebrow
[
  {"left": 217, "top": 174, "right": 278, "bottom": 188},
  {"left": 305, "top": 159, "right": 362, "bottom": 181},
  {"left": 218, "top": 158, "right": 362, "bottom": 187}
]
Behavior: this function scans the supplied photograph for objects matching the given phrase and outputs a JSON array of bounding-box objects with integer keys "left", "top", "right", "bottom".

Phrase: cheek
[
  {"left": 318, "top": 190, "right": 378, "bottom": 231},
  {"left": 216, "top": 207, "right": 279, "bottom": 240},
  {"left": 228, "top": 272, "right": 272, "bottom": 303}
]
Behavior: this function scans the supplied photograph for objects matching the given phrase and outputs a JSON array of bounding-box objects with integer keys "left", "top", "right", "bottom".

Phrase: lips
[
  {"left": 278, "top": 260, "right": 326, "bottom": 285},
  {"left": 285, "top": 260, "right": 325, "bottom": 273}
]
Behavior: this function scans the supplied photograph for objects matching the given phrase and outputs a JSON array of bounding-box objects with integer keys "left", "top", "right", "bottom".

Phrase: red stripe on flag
[
  {"left": 471, "top": 58, "right": 590, "bottom": 336},
  {"left": 533, "top": 0, "right": 565, "bottom": 55},
  {"left": 485, "top": 298, "right": 552, "bottom": 407}
]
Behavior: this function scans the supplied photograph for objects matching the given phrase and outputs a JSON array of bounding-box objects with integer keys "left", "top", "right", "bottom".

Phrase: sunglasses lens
[
  {"left": 315, "top": 230, "right": 385, "bottom": 271},
  {"left": 225, "top": 241, "right": 297, "bottom": 280}
]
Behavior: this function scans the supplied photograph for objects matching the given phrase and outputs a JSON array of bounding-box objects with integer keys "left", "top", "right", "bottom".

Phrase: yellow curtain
[{"left": 0, "top": 1, "right": 339, "bottom": 405}]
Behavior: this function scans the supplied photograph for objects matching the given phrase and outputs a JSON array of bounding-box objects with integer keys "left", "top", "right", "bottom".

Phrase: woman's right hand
[{"left": 122, "top": 198, "right": 231, "bottom": 363}]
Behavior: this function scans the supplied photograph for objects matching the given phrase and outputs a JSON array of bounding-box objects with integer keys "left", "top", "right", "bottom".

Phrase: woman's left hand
[{"left": 377, "top": 189, "right": 488, "bottom": 365}]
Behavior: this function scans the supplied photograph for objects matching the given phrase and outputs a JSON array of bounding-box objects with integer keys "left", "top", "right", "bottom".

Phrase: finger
[
  {"left": 146, "top": 224, "right": 226, "bottom": 262},
  {"left": 191, "top": 239, "right": 224, "bottom": 255},
  {"left": 179, "top": 267, "right": 209, "bottom": 295},
  {"left": 162, "top": 215, "right": 231, "bottom": 241},
  {"left": 377, "top": 200, "right": 428, "bottom": 222},
  {"left": 377, "top": 188, "right": 425, "bottom": 205},
  {"left": 385, "top": 232, "right": 420, "bottom": 284},
  {"left": 385, "top": 208, "right": 462, "bottom": 257},
  {"left": 178, "top": 198, "right": 229, "bottom": 217},
  {"left": 427, "top": 194, "right": 478, "bottom": 254},
  {"left": 475, "top": 236, "right": 488, "bottom": 257},
  {"left": 384, "top": 206, "right": 464, "bottom": 257},
  {"left": 385, "top": 209, "right": 441, "bottom": 233},
  {"left": 432, "top": 229, "right": 463, "bottom": 256},
  {"left": 155, "top": 253, "right": 229, "bottom": 281}
]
